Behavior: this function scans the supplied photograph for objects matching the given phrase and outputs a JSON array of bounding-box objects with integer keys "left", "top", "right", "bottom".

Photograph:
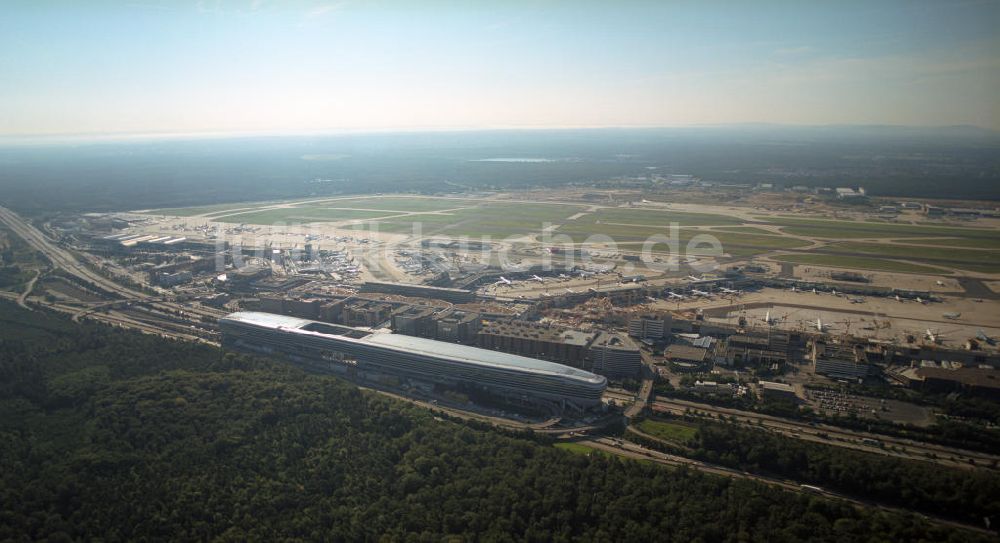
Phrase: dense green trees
[
  {"left": 674, "top": 419, "right": 1000, "bottom": 525},
  {"left": 0, "top": 302, "right": 994, "bottom": 541}
]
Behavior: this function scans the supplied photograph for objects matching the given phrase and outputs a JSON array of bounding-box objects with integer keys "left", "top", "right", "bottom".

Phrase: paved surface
[{"left": 652, "top": 396, "right": 1000, "bottom": 470}]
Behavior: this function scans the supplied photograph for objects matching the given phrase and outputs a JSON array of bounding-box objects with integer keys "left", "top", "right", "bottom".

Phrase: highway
[
  {"left": 16, "top": 269, "right": 40, "bottom": 310},
  {"left": 0, "top": 206, "right": 146, "bottom": 300},
  {"left": 651, "top": 396, "right": 1000, "bottom": 470},
  {"left": 578, "top": 437, "right": 995, "bottom": 536},
  {"left": 0, "top": 205, "right": 221, "bottom": 343}
]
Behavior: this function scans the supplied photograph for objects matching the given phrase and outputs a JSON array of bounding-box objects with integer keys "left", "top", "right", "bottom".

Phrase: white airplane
[
  {"left": 577, "top": 270, "right": 595, "bottom": 277},
  {"left": 942, "top": 312, "right": 961, "bottom": 320},
  {"left": 495, "top": 276, "right": 512, "bottom": 286},
  {"left": 812, "top": 288, "right": 818, "bottom": 294},
  {"left": 815, "top": 318, "right": 832, "bottom": 332},
  {"left": 559, "top": 273, "right": 570, "bottom": 279},
  {"left": 976, "top": 329, "right": 996, "bottom": 345},
  {"left": 916, "top": 297, "right": 927, "bottom": 304},
  {"left": 831, "top": 289, "right": 840, "bottom": 297},
  {"left": 686, "top": 275, "right": 703, "bottom": 281},
  {"left": 925, "top": 329, "right": 940, "bottom": 343},
  {"left": 935, "top": 280, "right": 945, "bottom": 286},
  {"left": 667, "top": 291, "right": 687, "bottom": 300},
  {"left": 789, "top": 286, "right": 798, "bottom": 293},
  {"left": 565, "top": 288, "right": 577, "bottom": 294},
  {"left": 532, "top": 275, "right": 546, "bottom": 283},
  {"left": 691, "top": 289, "right": 712, "bottom": 297},
  {"left": 895, "top": 294, "right": 903, "bottom": 302},
  {"left": 762, "top": 311, "right": 784, "bottom": 325},
  {"left": 719, "top": 287, "right": 740, "bottom": 295},
  {"left": 646, "top": 296, "right": 659, "bottom": 303}
]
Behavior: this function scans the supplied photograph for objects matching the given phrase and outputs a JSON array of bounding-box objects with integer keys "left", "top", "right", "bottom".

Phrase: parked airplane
[
  {"left": 850, "top": 297, "right": 865, "bottom": 304},
  {"left": 532, "top": 275, "right": 546, "bottom": 283},
  {"left": 815, "top": 318, "right": 833, "bottom": 332},
  {"left": 942, "top": 312, "right": 961, "bottom": 320},
  {"left": 495, "top": 276, "right": 512, "bottom": 286},
  {"left": 762, "top": 311, "right": 785, "bottom": 325},
  {"left": 925, "top": 329, "right": 941, "bottom": 343},
  {"left": 719, "top": 287, "right": 740, "bottom": 295},
  {"left": 691, "top": 289, "right": 712, "bottom": 297},
  {"left": 686, "top": 275, "right": 703, "bottom": 281},
  {"left": 976, "top": 329, "right": 996, "bottom": 345},
  {"left": 667, "top": 291, "right": 687, "bottom": 300}
]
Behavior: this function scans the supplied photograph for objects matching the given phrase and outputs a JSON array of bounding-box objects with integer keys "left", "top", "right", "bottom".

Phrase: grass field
[
  {"left": 762, "top": 217, "right": 1000, "bottom": 243},
  {"left": 554, "top": 442, "right": 609, "bottom": 457},
  {"left": 328, "top": 196, "right": 472, "bottom": 212},
  {"left": 583, "top": 208, "right": 745, "bottom": 227},
  {"left": 772, "top": 254, "right": 949, "bottom": 274},
  {"left": 898, "top": 237, "right": 1000, "bottom": 249},
  {"left": 712, "top": 226, "right": 782, "bottom": 235},
  {"left": 829, "top": 242, "right": 1000, "bottom": 274},
  {"left": 143, "top": 197, "right": 1000, "bottom": 268},
  {"left": 558, "top": 224, "right": 810, "bottom": 257},
  {"left": 353, "top": 202, "right": 586, "bottom": 237},
  {"left": 635, "top": 419, "right": 698, "bottom": 444}
]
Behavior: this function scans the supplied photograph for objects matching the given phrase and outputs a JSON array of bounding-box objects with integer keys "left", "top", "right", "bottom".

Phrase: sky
[{"left": 1, "top": 0, "right": 998, "bottom": 137}]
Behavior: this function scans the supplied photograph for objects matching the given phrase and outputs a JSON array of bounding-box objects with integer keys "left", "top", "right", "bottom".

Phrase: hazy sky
[{"left": 2, "top": 0, "right": 998, "bottom": 137}]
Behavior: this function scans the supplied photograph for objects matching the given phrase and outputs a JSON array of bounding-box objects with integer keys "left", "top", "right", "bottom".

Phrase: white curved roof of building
[{"left": 222, "top": 311, "right": 605, "bottom": 384}]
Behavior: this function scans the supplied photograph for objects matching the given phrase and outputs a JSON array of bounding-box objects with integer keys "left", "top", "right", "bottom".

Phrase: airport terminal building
[{"left": 220, "top": 312, "right": 607, "bottom": 413}]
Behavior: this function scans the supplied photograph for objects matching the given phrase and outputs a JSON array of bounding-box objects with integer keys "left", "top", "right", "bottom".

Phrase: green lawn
[
  {"left": 635, "top": 419, "right": 698, "bottom": 444},
  {"left": 772, "top": 254, "right": 949, "bottom": 274}
]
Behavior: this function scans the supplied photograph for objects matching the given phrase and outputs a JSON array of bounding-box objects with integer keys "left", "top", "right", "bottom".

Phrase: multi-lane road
[
  {"left": 0, "top": 205, "right": 221, "bottom": 343},
  {"left": 577, "top": 436, "right": 995, "bottom": 536},
  {"left": 650, "top": 396, "right": 1000, "bottom": 470}
]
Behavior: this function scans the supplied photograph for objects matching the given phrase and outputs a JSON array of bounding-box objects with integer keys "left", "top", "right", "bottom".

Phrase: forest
[{"left": 0, "top": 301, "right": 994, "bottom": 542}]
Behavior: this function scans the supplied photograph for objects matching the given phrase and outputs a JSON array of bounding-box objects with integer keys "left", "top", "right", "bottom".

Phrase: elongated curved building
[{"left": 220, "top": 312, "right": 607, "bottom": 412}]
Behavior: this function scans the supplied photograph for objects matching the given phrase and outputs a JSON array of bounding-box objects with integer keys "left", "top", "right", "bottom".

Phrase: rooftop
[
  {"left": 222, "top": 312, "right": 604, "bottom": 384},
  {"left": 665, "top": 344, "right": 709, "bottom": 362}
]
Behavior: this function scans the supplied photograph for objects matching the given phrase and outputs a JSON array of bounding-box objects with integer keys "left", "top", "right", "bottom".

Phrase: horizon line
[{"left": 1, "top": 121, "right": 997, "bottom": 147}]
